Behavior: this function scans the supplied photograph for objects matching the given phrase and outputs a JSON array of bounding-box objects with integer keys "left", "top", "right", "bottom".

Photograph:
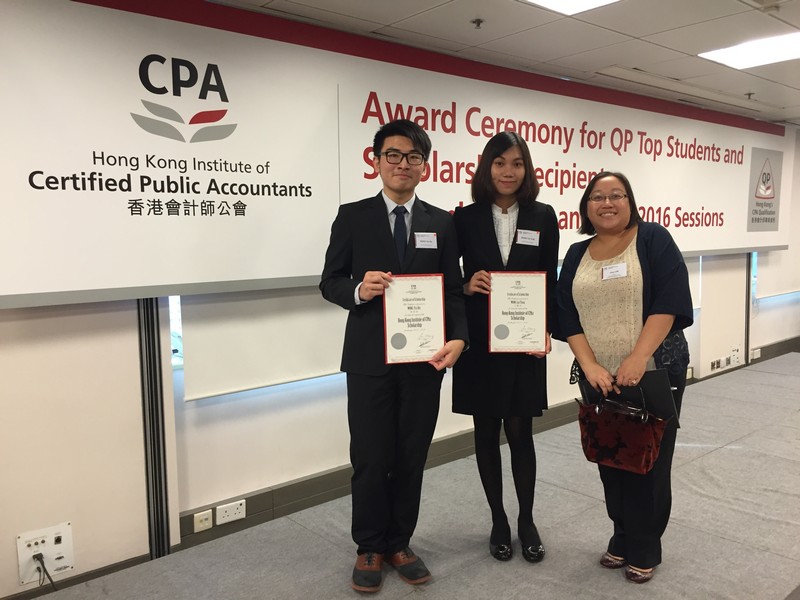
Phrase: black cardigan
[{"left": 555, "top": 221, "right": 693, "bottom": 374}]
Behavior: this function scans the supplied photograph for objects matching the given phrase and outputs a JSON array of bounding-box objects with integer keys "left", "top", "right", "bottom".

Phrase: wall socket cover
[
  {"left": 193, "top": 509, "right": 213, "bottom": 533},
  {"left": 17, "top": 522, "right": 75, "bottom": 586},
  {"left": 216, "top": 499, "right": 246, "bottom": 524}
]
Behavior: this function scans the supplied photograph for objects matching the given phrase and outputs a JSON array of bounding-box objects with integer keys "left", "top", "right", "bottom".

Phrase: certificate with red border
[
  {"left": 488, "top": 272, "right": 546, "bottom": 353},
  {"left": 383, "top": 274, "right": 445, "bottom": 364}
]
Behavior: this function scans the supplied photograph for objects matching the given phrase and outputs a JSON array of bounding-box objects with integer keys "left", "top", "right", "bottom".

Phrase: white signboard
[
  {"left": 0, "top": 0, "right": 792, "bottom": 307},
  {"left": 337, "top": 77, "right": 792, "bottom": 256}
]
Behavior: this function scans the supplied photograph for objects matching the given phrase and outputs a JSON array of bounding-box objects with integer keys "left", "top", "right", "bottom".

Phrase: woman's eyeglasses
[{"left": 588, "top": 193, "right": 628, "bottom": 203}]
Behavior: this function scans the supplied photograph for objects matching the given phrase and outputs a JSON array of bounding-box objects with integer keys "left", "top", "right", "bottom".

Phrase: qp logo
[
  {"left": 755, "top": 158, "right": 775, "bottom": 200},
  {"left": 131, "top": 54, "right": 237, "bottom": 143}
]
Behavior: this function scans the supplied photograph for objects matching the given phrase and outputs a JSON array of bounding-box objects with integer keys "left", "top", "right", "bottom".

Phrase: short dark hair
[
  {"left": 578, "top": 171, "right": 642, "bottom": 235},
  {"left": 372, "top": 119, "right": 432, "bottom": 160},
  {"left": 471, "top": 132, "right": 539, "bottom": 206}
]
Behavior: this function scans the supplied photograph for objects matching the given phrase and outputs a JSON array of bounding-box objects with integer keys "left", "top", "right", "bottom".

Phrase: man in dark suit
[{"left": 320, "top": 119, "right": 468, "bottom": 593}]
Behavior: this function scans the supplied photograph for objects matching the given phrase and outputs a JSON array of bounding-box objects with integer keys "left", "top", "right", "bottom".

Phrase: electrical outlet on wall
[
  {"left": 16, "top": 522, "right": 75, "bottom": 586},
  {"left": 731, "top": 347, "right": 741, "bottom": 366},
  {"left": 193, "top": 509, "right": 212, "bottom": 533},
  {"left": 216, "top": 499, "right": 246, "bottom": 524}
]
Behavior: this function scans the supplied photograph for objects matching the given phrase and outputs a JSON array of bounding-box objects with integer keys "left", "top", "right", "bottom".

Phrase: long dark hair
[
  {"left": 578, "top": 171, "right": 642, "bottom": 235},
  {"left": 471, "top": 132, "right": 539, "bottom": 206}
]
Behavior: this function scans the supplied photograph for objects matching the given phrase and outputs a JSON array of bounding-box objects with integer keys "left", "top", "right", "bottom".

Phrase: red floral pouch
[{"left": 576, "top": 402, "right": 668, "bottom": 474}]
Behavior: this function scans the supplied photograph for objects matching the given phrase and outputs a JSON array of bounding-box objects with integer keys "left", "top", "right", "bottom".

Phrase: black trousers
[
  {"left": 599, "top": 370, "right": 686, "bottom": 569},
  {"left": 346, "top": 366, "right": 444, "bottom": 555}
]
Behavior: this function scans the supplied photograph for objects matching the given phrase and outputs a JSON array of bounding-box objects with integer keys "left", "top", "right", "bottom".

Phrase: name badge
[
  {"left": 414, "top": 232, "right": 438, "bottom": 249},
  {"left": 516, "top": 229, "right": 540, "bottom": 246},
  {"left": 602, "top": 263, "right": 627, "bottom": 280}
]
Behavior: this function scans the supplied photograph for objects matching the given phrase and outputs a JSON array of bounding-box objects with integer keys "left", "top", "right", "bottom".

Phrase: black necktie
[{"left": 393, "top": 205, "right": 408, "bottom": 263}]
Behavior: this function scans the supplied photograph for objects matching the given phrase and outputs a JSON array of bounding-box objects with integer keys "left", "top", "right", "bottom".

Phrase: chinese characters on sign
[{"left": 127, "top": 199, "right": 247, "bottom": 216}]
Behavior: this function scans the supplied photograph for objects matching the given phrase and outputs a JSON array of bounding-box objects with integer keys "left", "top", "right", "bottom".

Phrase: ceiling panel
[
  {"left": 228, "top": 0, "right": 383, "bottom": 33},
  {"left": 480, "top": 18, "right": 630, "bottom": 63},
  {"left": 278, "top": 0, "right": 452, "bottom": 25},
  {"left": 212, "top": 0, "right": 800, "bottom": 124},
  {"left": 591, "top": 67, "right": 774, "bottom": 116},
  {"left": 372, "top": 26, "right": 469, "bottom": 53},
  {"left": 642, "top": 55, "right": 733, "bottom": 81},
  {"left": 573, "top": 0, "right": 749, "bottom": 37},
  {"left": 389, "top": 0, "right": 560, "bottom": 46},
  {"left": 746, "top": 60, "right": 800, "bottom": 90},
  {"left": 644, "top": 10, "right": 797, "bottom": 54},
  {"left": 769, "top": 0, "right": 800, "bottom": 27},
  {"left": 687, "top": 70, "right": 800, "bottom": 107},
  {"left": 453, "top": 46, "right": 548, "bottom": 73},
  {"left": 547, "top": 39, "right": 685, "bottom": 72}
]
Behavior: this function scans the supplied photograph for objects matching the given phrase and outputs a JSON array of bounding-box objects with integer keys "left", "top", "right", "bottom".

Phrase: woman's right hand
[
  {"left": 583, "top": 362, "right": 619, "bottom": 396},
  {"left": 463, "top": 270, "right": 491, "bottom": 296}
]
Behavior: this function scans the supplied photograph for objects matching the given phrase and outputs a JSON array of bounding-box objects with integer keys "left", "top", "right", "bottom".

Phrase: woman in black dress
[{"left": 452, "top": 131, "right": 560, "bottom": 562}]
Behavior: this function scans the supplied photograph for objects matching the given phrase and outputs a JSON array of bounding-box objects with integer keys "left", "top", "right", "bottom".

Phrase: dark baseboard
[{"left": 751, "top": 337, "right": 800, "bottom": 363}]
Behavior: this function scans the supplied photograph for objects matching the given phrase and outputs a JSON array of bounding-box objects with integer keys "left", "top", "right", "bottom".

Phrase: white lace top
[{"left": 572, "top": 232, "right": 654, "bottom": 375}]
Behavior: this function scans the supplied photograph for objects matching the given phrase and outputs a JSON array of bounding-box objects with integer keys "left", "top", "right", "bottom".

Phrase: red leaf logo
[{"left": 189, "top": 110, "right": 227, "bottom": 125}]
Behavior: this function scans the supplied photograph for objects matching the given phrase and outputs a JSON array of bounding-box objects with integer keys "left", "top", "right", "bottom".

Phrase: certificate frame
[
  {"left": 488, "top": 271, "right": 546, "bottom": 353},
  {"left": 383, "top": 273, "right": 445, "bottom": 364}
]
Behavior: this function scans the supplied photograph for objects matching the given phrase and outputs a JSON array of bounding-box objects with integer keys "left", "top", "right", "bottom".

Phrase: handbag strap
[
  {"left": 598, "top": 387, "right": 650, "bottom": 422},
  {"left": 575, "top": 380, "right": 672, "bottom": 425}
]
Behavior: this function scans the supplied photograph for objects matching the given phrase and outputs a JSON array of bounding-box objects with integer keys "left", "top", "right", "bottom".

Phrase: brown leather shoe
[
  {"left": 351, "top": 552, "right": 383, "bottom": 593},
  {"left": 386, "top": 547, "right": 431, "bottom": 585},
  {"left": 625, "top": 565, "right": 654, "bottom": 583},
  {"left": 599, "top": 552, "right": 626, "bottom": 569}
]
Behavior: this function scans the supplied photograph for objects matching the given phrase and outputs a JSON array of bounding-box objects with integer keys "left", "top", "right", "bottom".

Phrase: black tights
[{"left": 473, "top": 415, "right": 538, "bottom": 544}]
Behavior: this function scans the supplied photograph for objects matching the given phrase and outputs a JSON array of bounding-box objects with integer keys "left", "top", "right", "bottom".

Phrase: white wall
[
  {"left": 173, "top": 329, "right": 578, "bottom": 511},
  {"left": 750, "top": 127, "right": 800, "bottom": 349},
  {"left": 694, "top": 254, "right": 749, "bottom": 379},
  {"left": 0, "top": 300, "right": 180, "bottom": 597}
]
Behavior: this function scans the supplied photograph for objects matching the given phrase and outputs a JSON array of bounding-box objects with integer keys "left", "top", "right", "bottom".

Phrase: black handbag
[{"left": 576, "top": 369, "right": 679, "bottom": 424}]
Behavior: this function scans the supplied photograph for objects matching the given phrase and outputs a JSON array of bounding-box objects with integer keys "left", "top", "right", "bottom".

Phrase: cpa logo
[{"left": 131, "top": 54, "right": 237, "bottom": 143}]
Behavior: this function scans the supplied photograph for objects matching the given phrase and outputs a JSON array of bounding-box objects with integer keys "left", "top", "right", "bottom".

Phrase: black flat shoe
[
  {"left": 489, "top": 521, "right": 512, "bottom": 562},
  {"left": 519, "top": 523, "right": 545, "bottom": 563},
  {"left": 489, "top": 542, "right": 513, "bottom": 561},
  {"left": 521, "top": 543, "right": 545, "bottom": 563}
]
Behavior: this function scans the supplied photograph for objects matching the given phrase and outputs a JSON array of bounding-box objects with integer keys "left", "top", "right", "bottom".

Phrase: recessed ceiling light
[
  {"left": 699, "top": 32, "right": 800, "bottom": 69},
  {"left": 516, "top": 0, "right": 622, "bottom": 16}
]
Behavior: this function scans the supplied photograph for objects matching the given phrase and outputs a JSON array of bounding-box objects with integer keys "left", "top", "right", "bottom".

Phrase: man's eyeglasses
[
  {"left": 377, "top": 151, "right": 426, "bottom": 166},
  {"left": 588, "top": 192, "right": 628, "bottom": 203}
]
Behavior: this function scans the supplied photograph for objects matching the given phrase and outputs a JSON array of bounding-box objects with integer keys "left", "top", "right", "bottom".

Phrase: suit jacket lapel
[
  {"left": 475, "top": 203, "right": 505, "bottom": 270},
  {"left": 405, "top": 198, "right": 432, "bottom": 269},
  {"left": 369, "top": 193, "right": 401, "bottom": 271}
]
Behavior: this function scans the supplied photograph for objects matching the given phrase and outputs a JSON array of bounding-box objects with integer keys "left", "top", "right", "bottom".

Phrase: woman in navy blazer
[
  {"left": 555, "top": 171, "right": 692, "bottom": 583},
  {"left": 452, "top": 132, "right": 559, "bottom": 563}
]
